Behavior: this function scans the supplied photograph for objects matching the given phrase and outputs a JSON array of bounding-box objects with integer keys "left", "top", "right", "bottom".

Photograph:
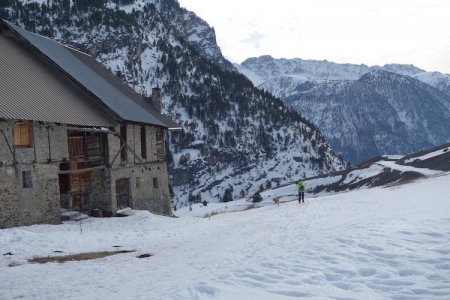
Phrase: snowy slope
[
  {"left": 177, "top": 142, "right": 450, "bottom": 218},
  {"left": 1, "top": 172, "right": 450, "bottom": 299},
  {"left": 379, "top": 63, "right": 425, "bottom": 77},
  {"left": 413, "top": 71, "right": 450, "bottom": 95}
]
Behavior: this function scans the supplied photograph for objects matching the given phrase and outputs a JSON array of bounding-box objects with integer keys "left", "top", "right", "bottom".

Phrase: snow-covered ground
[
  {"left": 376, "top": 160, "right": 442, "bottom": 176},
  {"left": 1, "top": 173, "right": 450, "bottom": 299},
  {"left": 404, "top": 147, "right": 450, "bottom": 163}
]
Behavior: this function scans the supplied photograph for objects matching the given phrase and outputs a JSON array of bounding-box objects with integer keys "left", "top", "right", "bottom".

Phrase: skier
[{"left": 296, "top": 180, "right": 305, "bottom": 203}]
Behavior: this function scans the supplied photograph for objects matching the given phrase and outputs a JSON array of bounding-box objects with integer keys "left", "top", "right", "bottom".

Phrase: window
[
  {"left": 153, "top": 177, "right": 159, "bottom": 189},
  {"left": 156, "top": 128, "right": 165, "bottom": 161},
  {"left": 140, "top": 126, "right": 147, "bottom": 159},
  {"left": 120, "top": 124, "right": 127, "bottom": 162},
  {"left": 136, "top": 177, "right": 141, "bottom": 188},
  {"left": 22, "top": 170, "right": 33, "bottom": 188},
  {"left": 14, "top": 120, "right": 33, "bottom": 148}
]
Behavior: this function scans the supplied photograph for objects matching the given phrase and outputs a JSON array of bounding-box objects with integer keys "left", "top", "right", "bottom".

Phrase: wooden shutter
[
  {"left": 140, "top": 126, "right": 147, "bottom": 159},
  {"left": 14, "top": 120, "right": 33, "bottom": 147},
  {"left": 86, "top": 135, "right": 101, "bottom": 159},
  {"left": 68, "top": 136, "right": 85, "bottom": 158},
  {"left": 120, "top": 125, "right": 127, "bottom": 162}
]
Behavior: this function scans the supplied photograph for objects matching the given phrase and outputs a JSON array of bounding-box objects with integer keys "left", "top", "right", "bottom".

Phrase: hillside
[
  {"left": 240, "top": 56, "right": 450, "bottom": 163},
  {"left": 176, "top": 141, "right": 450, "bottom": 217},
  {"left": 301, "top": 142, "right": 450, "bottom": 195},
  {"left": 0, "top": 0, "right": 346, "bottom": 206},
  {"left": 285, "top": 70, "right": 450, "bottom": 163}
]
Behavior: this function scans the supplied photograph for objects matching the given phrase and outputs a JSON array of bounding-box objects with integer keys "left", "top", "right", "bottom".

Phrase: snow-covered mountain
[
  {"left": 376, "top": 63, "right": 426, "bottom": 77},
  {"left": 240, "top": 56, "right": 450, "bottom": 97},
  {"left": 156, "top": 1, "right": 233, "bottom": 70},
  {"left": 414, "top": 71, "right": 450, "bottom": 95},
  {"left": 240, "top": 56, "right": 450, "bottom": 163},
  {"left": 0, "top": 1, "right": 346, "bottom": 207}
]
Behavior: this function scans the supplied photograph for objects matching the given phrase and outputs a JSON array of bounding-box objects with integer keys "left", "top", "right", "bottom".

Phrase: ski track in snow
[{"left": 1, "top": 174, "right": 450, "bottom": 299}]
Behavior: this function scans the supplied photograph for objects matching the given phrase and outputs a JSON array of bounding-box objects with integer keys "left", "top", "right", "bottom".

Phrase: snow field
[{"left": 1, "top": 173, "right": 450, "bottom": 299}]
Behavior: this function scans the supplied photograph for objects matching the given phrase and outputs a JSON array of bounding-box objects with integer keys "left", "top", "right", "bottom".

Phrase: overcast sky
[{"left": 177, "top": 0, "right": 450, "bottom": 73}]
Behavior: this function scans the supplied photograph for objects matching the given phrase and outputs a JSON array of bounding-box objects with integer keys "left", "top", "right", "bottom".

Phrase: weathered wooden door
[
  {"left": 116, "top": 179, "right": 130, "bottom": 209},
  {"left": 72, "top": 194, "right": 90, "bottom": 212}
]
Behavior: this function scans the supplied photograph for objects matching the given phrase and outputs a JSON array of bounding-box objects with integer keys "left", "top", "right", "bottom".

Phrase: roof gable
[
  {"left": 3, "top": 20, "right": 175, "bottom": 128},
  {"left": 0, "top": 32, "right": 115, "bottom": 127}
]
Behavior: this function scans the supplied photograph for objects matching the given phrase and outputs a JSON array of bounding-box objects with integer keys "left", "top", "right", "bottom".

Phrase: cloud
[
  {"left": 240, "top": 31, "right": 265, "bottom": 49},
  {"left": 367, "top": 8, "right": 381, "bottom": 13}
]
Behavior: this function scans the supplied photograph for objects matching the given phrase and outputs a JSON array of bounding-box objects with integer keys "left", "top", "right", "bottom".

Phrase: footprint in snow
[
  {"left": 193, "top": 282, "right": 219, "bottom": 296},
  {"left": 269, "top": 290, "right": 310, "bottom": 298},
  {"left": 357, "top": 243, "right": 384, "bottom": 252},
  {"left": 421, "top": 232, "right": 445, "bottom": 238},
  {"left": 397, "top": 269, "right": 421, "bottom": 277},
  {"left": 358, "top": 268, "right": 377, "bottom": 277}
]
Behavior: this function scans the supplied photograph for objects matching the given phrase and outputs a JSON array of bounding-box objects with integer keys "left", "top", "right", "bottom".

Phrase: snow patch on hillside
[
  {"left": 233, "top": 63, "right": 265, "bottom": 86},
  {"left": 376, "top": 160, "right": 441, "bottom": 176},
  {"left": 405, "top": 147, "right": 450, "bottom": 163},
  {"left": 343, "top": 164, "right": 384, "bottom": 184}
]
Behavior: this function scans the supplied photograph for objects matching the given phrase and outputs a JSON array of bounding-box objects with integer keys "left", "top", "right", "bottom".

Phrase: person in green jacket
[{"left": 296, "top": 180, "right": 305, "bottom": 203}]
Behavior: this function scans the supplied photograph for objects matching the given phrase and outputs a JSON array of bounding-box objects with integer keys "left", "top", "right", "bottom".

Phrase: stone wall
[
  {"left": 109, "top": 162, "right": 171, "bottom": 215},
  {"left": 108, "top": 125, "right": 122, "bottom": 167},
  {"left": 107, "top": 124, "right": 172, "bottom": 215},
  {"left": 0, "top": 120, "right": 63, "bottom": 228},
  {"left": 0, "top": 164, "right": 60, "bottom": 229},
  {"left": 147, "top": 126, "right": 158, "bottom": 162},
  {"left": 0, "top": 120, "right": 173, "bottom": 228},
  {"left": 108, "top": 124, "right": 161, "bottom": 166},
  {"left": 0, "top": 121, "right": 14, "bottom": 164},
  {"left": 33, "top": 123, "right": 69, "bottom": 163},
  {"left": 90, "top": 169, "right": 111, "bottom": 213}
]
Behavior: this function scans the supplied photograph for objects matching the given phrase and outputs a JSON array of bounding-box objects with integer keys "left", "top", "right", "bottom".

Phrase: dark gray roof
[
  {"left": 66, "top": 47, "right": 182, "bottom": 130},
  {"left": 3, "top": 20, "right": 178, "bottom": 129},
  {"left": 0, "top": 33, "right": 115, "bottom": 127}
]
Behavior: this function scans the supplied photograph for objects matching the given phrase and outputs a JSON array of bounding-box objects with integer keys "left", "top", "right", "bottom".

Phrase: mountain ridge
[{"left": 240, "top": 56, "right": 450, "bottom": 163}]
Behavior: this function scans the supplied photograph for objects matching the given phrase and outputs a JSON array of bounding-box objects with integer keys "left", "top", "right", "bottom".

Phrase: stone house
[{"left": 0, "top": 20, "right": 180, "bottom": 228}]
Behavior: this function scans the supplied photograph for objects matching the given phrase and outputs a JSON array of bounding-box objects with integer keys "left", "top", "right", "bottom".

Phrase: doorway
[{"left": 116, "top": 178, "right": 130, "bottom": 209}]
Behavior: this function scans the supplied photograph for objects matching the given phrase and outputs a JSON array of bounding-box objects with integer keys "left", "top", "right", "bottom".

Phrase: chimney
[{"left": 151, "top": 87, "right": 162, "bottom": 112}]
